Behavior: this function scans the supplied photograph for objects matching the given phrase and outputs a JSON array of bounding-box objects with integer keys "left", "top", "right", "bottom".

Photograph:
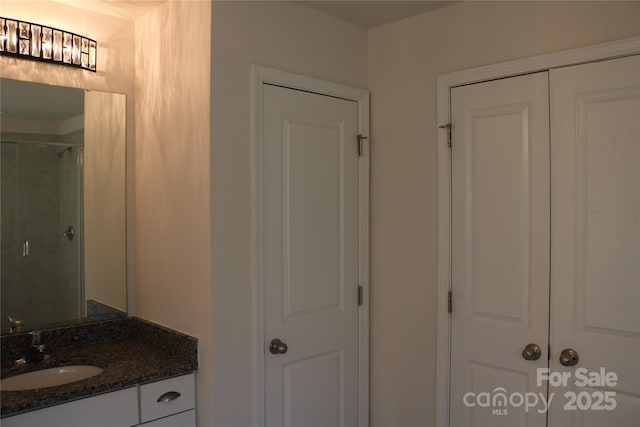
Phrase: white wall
[
  {"left": 133, "top": 1, "right": 213, "bottom": 425},
  {"left": 84, "top": 91, "right": 127, "bottom": 311},
  {"left": 367, "top": 2, "right": 640, "bottom": 426},
  {"left": 210, "top": 2, "right": 367, "bottom": 425}
]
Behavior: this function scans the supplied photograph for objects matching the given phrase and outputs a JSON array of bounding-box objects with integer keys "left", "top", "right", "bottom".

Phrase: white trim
[
  {"left": 435, "top": 35, "right": 640, "bottom": 427},
  {"left": 251, "top": 66, "right": 370, "bottom": 427}
]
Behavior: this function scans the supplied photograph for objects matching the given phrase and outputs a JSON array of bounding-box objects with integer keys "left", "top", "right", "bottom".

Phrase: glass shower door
[{"left": 1, "top": 141, "right": 82, "bottom": 332}]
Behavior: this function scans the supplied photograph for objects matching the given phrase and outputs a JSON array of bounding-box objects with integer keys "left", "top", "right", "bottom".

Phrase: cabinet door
[
  {"left": 1, "top": 387, "right": 138, "bottom": 427},
  {"left": 450, "top": 71, "right": 551, "bottom": 427},
  {"left": 550, "top": 54, "right": 640, "bottom": 427}
]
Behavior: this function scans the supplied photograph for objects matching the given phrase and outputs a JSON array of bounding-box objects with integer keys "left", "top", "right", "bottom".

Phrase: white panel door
[
  {"left": 450, "top": 72, "right": 550, "bottom": 427},
  {"left": 262, "top": 84, "right": 360, "bottom": 427},
  {"left": 549, "top": 54, "right": 640, "bottom": 427}
]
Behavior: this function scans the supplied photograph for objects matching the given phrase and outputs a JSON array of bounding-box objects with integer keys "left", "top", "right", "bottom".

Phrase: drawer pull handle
[{"left": 157, "top": 391, "right": 181, "bottom": 403}]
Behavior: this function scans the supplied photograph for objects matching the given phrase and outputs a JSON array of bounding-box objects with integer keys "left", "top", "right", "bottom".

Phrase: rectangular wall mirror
[{"left": 0, "top": 78, "right": 126, "bottom": 333}]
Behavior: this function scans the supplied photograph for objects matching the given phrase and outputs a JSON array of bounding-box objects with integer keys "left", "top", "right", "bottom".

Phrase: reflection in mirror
[{"left": 0, "top": 78, "right": 127, "bottom": 333}]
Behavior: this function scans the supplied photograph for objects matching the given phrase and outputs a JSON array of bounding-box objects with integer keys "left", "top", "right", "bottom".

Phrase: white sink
[{"left": 1, "top": 365, "right": 104, "bottom": 391}]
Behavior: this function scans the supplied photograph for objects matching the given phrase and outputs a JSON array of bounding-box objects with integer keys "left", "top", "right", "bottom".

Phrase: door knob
[
  {"left": 269, "top": 338, "right": 288, "bottom": 355},
  {"left": 522, "top": 343, "right": 542, "bottom": 361},
  {"left": 559, "top": 348, "right": 579, "bottom": 366}
]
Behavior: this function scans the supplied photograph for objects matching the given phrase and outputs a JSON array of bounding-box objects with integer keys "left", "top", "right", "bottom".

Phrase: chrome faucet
[
  {"left": 8, "top": 316, "right": 24, "bottom": 334},
  {"left": 27, "top": 331, "right": 47, "bottom": 362},
  {"left": 15, "top": 331, "right": 49, "bottom": 365}
]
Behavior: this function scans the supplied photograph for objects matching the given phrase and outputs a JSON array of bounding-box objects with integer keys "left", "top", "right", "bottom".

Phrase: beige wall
[
  {"left": 211, "top": 2, "right": 367, "bottom": 425},
  {"left": 0, "top": 0, "right": 136, "bottom": 313},
  {"left": 133, "top": 1, "right": 213, "bottom": 425},
  {"left": 367, "top": 1, "right": 640, "bottom": 426}
]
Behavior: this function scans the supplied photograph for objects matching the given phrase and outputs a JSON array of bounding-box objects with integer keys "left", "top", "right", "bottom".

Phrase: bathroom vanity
[
  {"left": 0, "top": 318, "right": 198, "bottom": 427},
  {"left": 1, "top": 374, "right": 195, "bottom": 427}
]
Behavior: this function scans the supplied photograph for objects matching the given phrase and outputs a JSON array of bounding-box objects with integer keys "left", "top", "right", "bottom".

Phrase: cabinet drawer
[
  {"left": 139, "top": 373, "right": 195, "bottom": 423},
  {"left": 138, "top": 409, "right": 196, "bottom": 427}
]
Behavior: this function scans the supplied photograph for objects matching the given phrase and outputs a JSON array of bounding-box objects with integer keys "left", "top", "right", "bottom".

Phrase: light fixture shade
[
  {"left": 31, "top": 24, "right": 41, "bottom": 57},
  {"left": 0, "top": 17, "right": 96, "bottom": 72},
  {"left": 6, "top": 19, "right": 17, "bottom": 53},
  {"left": 42, "top": 26, "right": 52, "bottom": 59},
  {"left": 53, "top": 29, "right": 62, "bottom": 61},
  {"left": 0, "top": 18, "right": 5, "bottom": 52}
]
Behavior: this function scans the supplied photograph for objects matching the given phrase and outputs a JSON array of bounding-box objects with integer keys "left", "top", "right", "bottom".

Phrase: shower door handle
[
  {"left": 22, "top": 240, "right": 29, "bottom": 257},
  {"left": 63, "top": 225, "right": 75, "bottom": 241}
]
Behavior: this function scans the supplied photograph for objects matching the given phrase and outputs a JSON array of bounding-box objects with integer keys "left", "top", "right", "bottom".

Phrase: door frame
[
  {"left": 435, "top": 36, "right": 640, "bottom": 427},
  {"left": 251, "top": 66, "right": 370, "bottom": 427}
]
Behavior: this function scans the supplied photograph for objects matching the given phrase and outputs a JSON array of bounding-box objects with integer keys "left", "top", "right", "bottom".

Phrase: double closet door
[{"left": 450, "top": 55, "right": 640, "bottom": 427}]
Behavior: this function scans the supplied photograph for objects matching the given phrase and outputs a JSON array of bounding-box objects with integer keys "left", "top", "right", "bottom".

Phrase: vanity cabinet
[
  {"left": 2, "top": 373, "right": 196, "bottom": 427},
  {"left": 1, "top": 387, "right": 138, "bottom": 427},
  {"left": 139, "top": 410, "right": 196, "bottom": 426}
]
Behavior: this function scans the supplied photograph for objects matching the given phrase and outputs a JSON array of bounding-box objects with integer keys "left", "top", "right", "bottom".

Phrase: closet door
[
  {"left": 550, "top": 54, "right": 640, "bottom": 427},
  {"left": 450, "top": 72, "right": 550, "bottom": 427}
]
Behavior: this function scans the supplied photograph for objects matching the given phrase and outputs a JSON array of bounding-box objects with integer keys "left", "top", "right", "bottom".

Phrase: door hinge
[
  {"left": 357, "top": 134, "right": 368, "bottom": 157},
  {"left": 448, "top": 290, "right": 452, "bottom": 313},
  {"left": 439, "top": 123, "right": 452, "bottom": 148},
  {"left": 358, "top": 285, "right": 363, "bottom": 306}
]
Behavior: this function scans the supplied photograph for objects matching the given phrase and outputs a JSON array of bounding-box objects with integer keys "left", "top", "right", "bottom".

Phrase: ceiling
[
  {"left": 296, "top": 1, "right": 457, "bottom": 29},
  {"left": 51, "top": 1, "right": 455, "bottom": 28},
  {"left": 51, "top": 0, "right": 166, "bottom": 20},
  {"left": 0, "top": 79, "right": 84, "bottom": 121}
]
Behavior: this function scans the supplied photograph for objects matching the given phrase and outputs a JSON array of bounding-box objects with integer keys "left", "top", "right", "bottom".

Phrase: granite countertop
[{"left": 0, "top": 318, "right": 198, "bottom": 417}]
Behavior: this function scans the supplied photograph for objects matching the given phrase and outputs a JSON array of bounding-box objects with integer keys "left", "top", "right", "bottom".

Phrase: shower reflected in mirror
[
  {"left": 1, "top": 139, "right": 84, "bottom": 328},
  {"left": 1, "top": 78, "right": 127, "bottom": 333}
]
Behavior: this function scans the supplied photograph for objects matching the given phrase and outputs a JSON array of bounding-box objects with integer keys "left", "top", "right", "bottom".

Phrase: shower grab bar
[{"left": 22, "top": 240, "right": 29, "bottom": 257}]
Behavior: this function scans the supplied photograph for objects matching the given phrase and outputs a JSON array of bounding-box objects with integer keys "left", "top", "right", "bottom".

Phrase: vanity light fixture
[{"left": 0, "top": 17, "right": 96, "bottom": 72}]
